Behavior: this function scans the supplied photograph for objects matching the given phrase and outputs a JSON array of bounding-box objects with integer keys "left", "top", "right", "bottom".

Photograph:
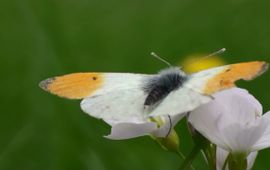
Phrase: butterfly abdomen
[
  {"left": 143, "top": 67, "right": 187, "bottom": 106},
  {"left": 144, "top": 85, "right": 170, "bottom": 105}
]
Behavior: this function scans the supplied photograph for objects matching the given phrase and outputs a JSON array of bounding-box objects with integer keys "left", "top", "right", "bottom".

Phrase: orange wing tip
[
  {"left": 39, "top": 73, "right": 104, "bottom": 99},
  {"left": 255, "top": 62, "right": 269, "bottom": 78},
  {"left": 204, "top": 61, "right": 268, "bottom": 95}
]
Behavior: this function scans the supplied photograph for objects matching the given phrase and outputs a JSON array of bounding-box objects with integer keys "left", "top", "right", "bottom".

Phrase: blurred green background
[{"left": 1, "top": 0, "right": 270, "bottom": 169}]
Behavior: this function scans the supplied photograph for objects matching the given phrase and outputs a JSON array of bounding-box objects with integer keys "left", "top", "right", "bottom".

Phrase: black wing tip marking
[{"left": 39, "top": 77, "right": 56, "bottom": 91}]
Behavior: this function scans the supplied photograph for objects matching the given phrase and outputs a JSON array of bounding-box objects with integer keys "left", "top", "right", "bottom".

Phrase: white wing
[
  {"left": 147, "top": 66, "right": 227, "bottom": 117},
  {"left": 148, "top": 87, "right": 211, "bottom": 116},
  {"left": 81, "top": 73, "right": 152, "bottom": 125},
  {"left": 93, "top": 73, "right": 147, "bottom": 95},
  {"left": 150, "top": 61, "right": 268, "bottom": 116},
  {"left": 184, "top": 66, "right": 228, "bottom": 94},
  {"left": 81, "top": 89, "right": 147, "bottom": 125},
  {"left": 81, "top": 71, "right": 214, "bottom": 119},
  {"left": 81, "top": 73, "right": 212, "bottom": 119}
]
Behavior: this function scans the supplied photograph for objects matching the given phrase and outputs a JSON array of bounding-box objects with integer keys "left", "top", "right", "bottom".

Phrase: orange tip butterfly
[{"left": 39, "top": 52, "right": 268, "bottom": 123}]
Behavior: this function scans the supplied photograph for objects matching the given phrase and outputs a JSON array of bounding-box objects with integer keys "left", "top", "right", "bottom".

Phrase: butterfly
[{"left": 39, "top": 59, "right": 268, "bottom": 128}]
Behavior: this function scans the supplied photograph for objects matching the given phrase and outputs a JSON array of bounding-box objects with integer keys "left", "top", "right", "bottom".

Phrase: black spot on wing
[{"left": 143, "top": 67, "right": 187, "bottom": 106}]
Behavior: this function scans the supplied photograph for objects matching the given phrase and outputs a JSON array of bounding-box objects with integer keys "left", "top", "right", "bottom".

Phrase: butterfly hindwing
[
  {"left": 148, "top": 87, "right": 211, "bottom": 116},
  {"left": 81, "top": 89, "right": 147, "bottom": 125}
]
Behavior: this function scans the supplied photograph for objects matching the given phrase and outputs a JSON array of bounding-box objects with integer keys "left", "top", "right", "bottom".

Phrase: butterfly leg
[{"left": 165, "top": 115, "right": 172, "bottom": 138}]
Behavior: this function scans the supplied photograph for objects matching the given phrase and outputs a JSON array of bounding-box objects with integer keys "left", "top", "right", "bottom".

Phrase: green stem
[
  {"left": 176, "top": 150, "right": 186, "bottom": 160},
  {"left": 179, "top": 145, "right": 200, "bottom": 170},
  {"left": 228, "top": 153, "right": 247, "bottom": 170},
  {"left": 202, "top": 144, "right": 216, "bottom": 170},
  {"left": 222, "top": 155, "right": 230, "bottom": 170},
  {"left": 176, "top": 151, "right": 195, "bottom": 170}
]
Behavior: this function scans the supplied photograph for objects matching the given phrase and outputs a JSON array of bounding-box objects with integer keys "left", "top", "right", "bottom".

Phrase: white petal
[
  {"left": 212, "top": 88, "right": 262, "bottom": 125},
  {"left": 221, "top": 122, "right": 267, "bottom": 152},
  {"left": 188, "top": 103, "right": 229, "bottom": 150},
  {"left": 247, "top": 151, "right": 258, "bottom": 170},
  {"left": 224, "top": 88, "right": 262, "bottom": 115},
  {"left": 216, "top": 147, "right": 257, "bottom": 170},
  {"left": 251, "top": 111, "right": 270, "bottom": 151},
  {"left": 262, "top": 111, "right": 270, "bottom": 120},
  {"left": 105, "top": 122, "right": 157, "bottom": 140},
  {"left": 104, "top": 110, "right": 185, "bottom": 140},
  {"left": 216, "top": 147, "right": 229, "bottom": 170},
  {"left": 189, "top": 88, "right": 264, "bottom": 152}
]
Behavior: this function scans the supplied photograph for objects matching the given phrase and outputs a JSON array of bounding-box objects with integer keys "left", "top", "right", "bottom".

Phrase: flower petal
[
  {"left": 247, "top": 151, "right": 258, "bottom": 170},
  {"left": 221, "top": 122, "right": 267, "bottom": 152},
  {"left": 216, "top": 147, "right": 257, "bottom": 170},
  {"left": 189, "top": 88, "right": 264, "bottom": 152},
  {"left": 188, "top": 102, "right": 229, "bottom": 150},
  {"left": 216, "top": 147, "right": 229, "bottom": 170},
  {"left": 105, "top": 122, "right": 157, "bottom": 140},
  {"left": 251, "top": 111, "right": 270, "bottom": 151},
  {"left": 212, "top": 88, "right": 262, "bottom": 125}
]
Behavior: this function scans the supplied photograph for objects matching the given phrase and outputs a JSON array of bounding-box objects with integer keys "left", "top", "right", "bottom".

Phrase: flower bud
[{"left": 152, "top": 129, "right": 180, "bottom": 153}]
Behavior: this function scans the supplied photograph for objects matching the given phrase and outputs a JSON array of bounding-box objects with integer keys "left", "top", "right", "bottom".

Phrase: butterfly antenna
[
  {"left": 151, "top": 52, "right": 172, "bottom": 67},
  {"left": 182, "top": 48, "right": 226, "bottom": 69},
  {"left": 205, "top": 48, "right": 226, "bottom": 58}
]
